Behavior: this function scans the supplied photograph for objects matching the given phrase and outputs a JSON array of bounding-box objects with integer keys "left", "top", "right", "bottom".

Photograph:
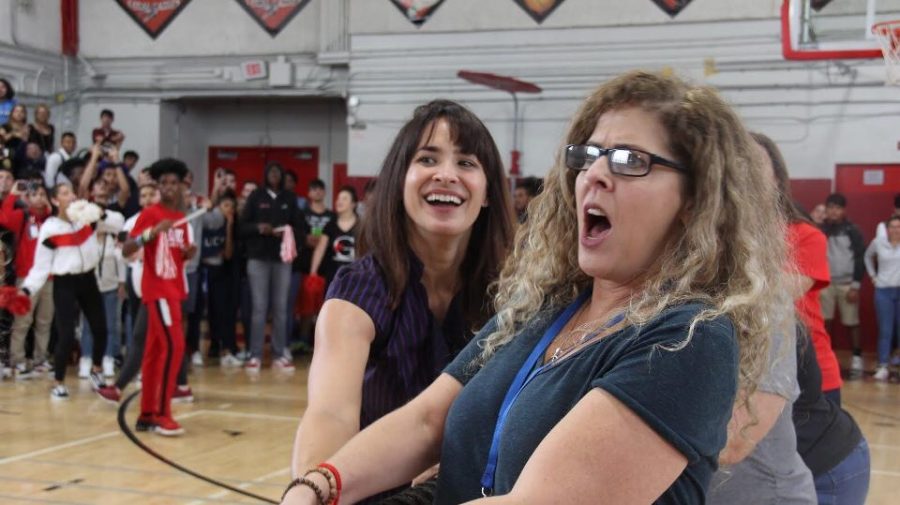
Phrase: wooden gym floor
[{"left": 1, "top": 355, "right": 899, "bottom": 505}]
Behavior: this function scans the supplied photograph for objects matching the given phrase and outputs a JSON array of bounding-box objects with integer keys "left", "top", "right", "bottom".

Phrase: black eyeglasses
[{"left": 564, "top": 144, "right": 687, "bottom": 177}]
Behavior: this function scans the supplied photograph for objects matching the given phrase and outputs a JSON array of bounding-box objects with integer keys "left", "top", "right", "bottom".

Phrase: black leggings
[{"left": 53, "top": 271, "right": 107, "bottom": 382}]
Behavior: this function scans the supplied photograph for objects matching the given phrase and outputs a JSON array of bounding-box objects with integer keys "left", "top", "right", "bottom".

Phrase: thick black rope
[{"left": 116, "top": 389, "right": 279, "bottom": 504}]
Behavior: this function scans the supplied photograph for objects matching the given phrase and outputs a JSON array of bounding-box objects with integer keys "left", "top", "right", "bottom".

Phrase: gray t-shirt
[{"left": 707, "top": 312, "right": 816, "bottom": 505}]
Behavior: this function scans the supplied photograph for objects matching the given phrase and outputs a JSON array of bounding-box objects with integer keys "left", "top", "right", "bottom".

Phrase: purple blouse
[{"left": 325, "top": 253, "right": 469, "bottom": 428}]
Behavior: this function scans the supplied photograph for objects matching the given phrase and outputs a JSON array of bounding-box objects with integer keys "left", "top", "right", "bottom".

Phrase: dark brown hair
[
  {"left": 358, "top": 99, "right": 515, "bottom": 326},
  {"left": 751, "top": 132, "right": 810, "bottom": 225}
]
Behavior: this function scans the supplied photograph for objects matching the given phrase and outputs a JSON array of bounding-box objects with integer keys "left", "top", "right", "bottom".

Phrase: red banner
[
  {"left": 651, "top": 0, "right": 694, "bottom": 17},
  {"left": 512, "top": 0, "right": 567, "bottom": 24},
  {"left": 388, "top": 0, "right": 446, "bottom": 27},
  {"left": 236, "top": 0, "right": 311, "bottom": 36},
  {"left": 115, "top": 0, "right": 192, "bottom": 39}
]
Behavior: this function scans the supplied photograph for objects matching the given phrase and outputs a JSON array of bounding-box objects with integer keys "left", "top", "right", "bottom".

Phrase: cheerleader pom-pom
[
  {"left": 67, "top": 200, "right": 103, "bottom": 225},
  {"left": 0, "top": 286, "right": 31, "bottom": 316}
]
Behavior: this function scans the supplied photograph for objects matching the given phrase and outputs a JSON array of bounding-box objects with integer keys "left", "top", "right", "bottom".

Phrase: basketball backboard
[{"left": 782, "top": 0, "right": 900, "bottom": 60}]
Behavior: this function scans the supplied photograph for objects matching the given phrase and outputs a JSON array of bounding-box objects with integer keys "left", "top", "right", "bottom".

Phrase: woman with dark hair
[
  {"left": 753, "top": 132, "right": 869, "bottom": 505},
  {"left": 310, "top": 185, "right": 360, "bottom": 285},
  {"left": 288, "top": 99, "right": 515, "bottom": 503},
  {"left": 1, "top": 104, "right": 29, "bottom": 154},
  {"left": 0, "top": 79, "right": 15, "bottom": 125},
  {"left": 239, "top": 162, "right": 306, "bottom": 372}
]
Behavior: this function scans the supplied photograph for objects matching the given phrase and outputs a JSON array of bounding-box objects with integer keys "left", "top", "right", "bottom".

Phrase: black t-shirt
[
  {"left": 321, "top": 218, "right": 358, "bottom": 284},
  {"left": 792, "top": 330, "right": 863, "bottom": 476},
  {"left": 438, "top": 302, "right": 738, "bottom": 504},
  {"left": 298, "top": 207, "right": 336, "bottom": 273}
]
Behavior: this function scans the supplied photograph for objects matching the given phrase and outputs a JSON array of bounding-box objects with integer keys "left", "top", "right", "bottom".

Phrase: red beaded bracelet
[{"left": 318, "top": 463, "right": 342, "bottom": 505}]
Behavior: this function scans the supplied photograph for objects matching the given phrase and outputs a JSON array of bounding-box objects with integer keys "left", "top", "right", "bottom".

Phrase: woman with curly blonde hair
[{"left": 282, "top": 71, "right": 787, "bottom": 505}]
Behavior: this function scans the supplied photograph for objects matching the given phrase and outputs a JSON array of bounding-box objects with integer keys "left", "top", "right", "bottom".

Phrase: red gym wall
[
  {"left": 208, "top": 146, "right": 319, "bottom": 197},
  {"left": 791, "top": 167, "right": 900, "bottom": 354}
]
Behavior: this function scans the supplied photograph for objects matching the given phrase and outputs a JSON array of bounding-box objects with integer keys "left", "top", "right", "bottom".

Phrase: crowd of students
[
  {"left": 0, "top": 81, "right": 362, "bottom": 411},
  {"left": 808, "top": 192, "right": 900, "bottom": 382}
]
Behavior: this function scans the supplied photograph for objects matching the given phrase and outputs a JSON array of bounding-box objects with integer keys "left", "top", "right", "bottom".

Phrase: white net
[{"left": 873, "top": 20, "right": 900, "bottom": 84}]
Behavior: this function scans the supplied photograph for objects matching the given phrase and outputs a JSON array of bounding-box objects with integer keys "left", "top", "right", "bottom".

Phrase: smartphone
[{"left": 15, "top": 181, "right": 27, "bottom": 192}]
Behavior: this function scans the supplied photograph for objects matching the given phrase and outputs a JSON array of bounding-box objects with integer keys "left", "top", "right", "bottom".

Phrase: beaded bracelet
[
  {"left": 318, "top": 463, "right": 342, "bottom": 505},
  {"left": 281, "top": 476, "right": 328, "bottom": 504}
]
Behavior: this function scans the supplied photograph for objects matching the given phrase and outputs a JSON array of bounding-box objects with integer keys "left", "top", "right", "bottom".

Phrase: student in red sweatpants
[{"left": 122, "top": 158, "right": 196, "bottom": 436}]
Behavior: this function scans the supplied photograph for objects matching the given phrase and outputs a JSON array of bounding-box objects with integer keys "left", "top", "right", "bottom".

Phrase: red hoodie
[{"left": 0, "top": 194, "right": 51, "bottom": 278}]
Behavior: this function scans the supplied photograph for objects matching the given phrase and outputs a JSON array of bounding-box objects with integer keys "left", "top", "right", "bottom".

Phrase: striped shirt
[{"left": 326, "top": 253, "right": 469, "bottom": 429}]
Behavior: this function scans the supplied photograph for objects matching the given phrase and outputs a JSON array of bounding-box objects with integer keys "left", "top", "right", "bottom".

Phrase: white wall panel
[{"left": 79, "top": 0, "right": 321, "bottom": 58}]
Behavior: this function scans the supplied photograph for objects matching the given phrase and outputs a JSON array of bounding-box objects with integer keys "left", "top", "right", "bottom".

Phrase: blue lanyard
[{"left": 479, "top": 291, "right": 624, "bottom": 496}]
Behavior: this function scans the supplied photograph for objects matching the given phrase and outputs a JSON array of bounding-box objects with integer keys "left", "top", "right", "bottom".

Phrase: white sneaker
[
  {"left": 220, "top": 353, "right": 242, "bottom": 367},
  {"left": 102, "top": 356, "right": 115, "bottom": 378},
  {"left": 78, "top": 357, "right": 91, "bottom": 379},
  {"left": 50, "top": 384, "right": 69, "bottom": 400},
  {"left": 273, "top": 357, "right": 295, "bottom": 372},
  {"left": 851, "top": 355, "right": 864, "bottom": 376},
  {"left": 244, "top": 357, "right": 261, "bottom": 373},
  {"left": 874, "top": 365, "right": 889, "bottom": 381},
  {"left": 191, "top": 351, "right": 204, "bottom": 367},
  {"left": 14, "top": 363, "right": 35, "bottom": 380}
]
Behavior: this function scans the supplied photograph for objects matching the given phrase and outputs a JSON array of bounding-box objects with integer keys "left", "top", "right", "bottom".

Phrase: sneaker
[
  {"left": 244, "top": 357, "right": 261, "bottom": 373},
  {"left": 154, "top": 416, "right": 185, "bottom": 437},
  {"left": 191, "top": 351, "right": 204, "bottom": 367},
  {"left": 135, "top": 413, "right": 156, "bottom": 432},
  {"left": 78, "top": 357, "right": 91, "bottom": 379},
  {"left": 236, "top": 350, "right": 250, "bottom": 361},
  {"left": 88, "top": 370, "right": 106, "bottom": 391},
  {"left": 14, "top": 363, "right": 35, "bottom": 380},
  {"left": 273, "top": 357, "right": 295, "bottom": 372},
  {"left": 102, "top": 356, "right": 115, "bottom": 378},
  {"left": 1, "top": 366, "right": 12, "bottom": 380},
  {"left": 50, "top": 384, "right": 69, "bottom": 399},
  {"left": 97, "top": 385, "right": 121, "bottom": 405},
  {"left": 33, "top": 360, "right": 53, "bottom": 373},
  {"left": 874, "top": 365, "right": 890, "bottom": 381},
  {"left": 850, "top": 355, "right": 864, "bottom": 378},
  {"left": 220, "top": 353, "right": 242, "bottom": 367},
  {"left": 172, "top": 386, "right": 194, "bottom": 404}
]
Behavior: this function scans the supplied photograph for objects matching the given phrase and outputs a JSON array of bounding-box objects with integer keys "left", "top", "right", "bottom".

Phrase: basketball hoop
[{"left": 872, "top": 20, "right": 900, "bottom": 85}]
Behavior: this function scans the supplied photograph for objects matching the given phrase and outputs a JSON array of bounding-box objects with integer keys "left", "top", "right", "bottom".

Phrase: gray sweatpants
[{"left": 247, "top": 258, "right": 292, "bottom": 360}]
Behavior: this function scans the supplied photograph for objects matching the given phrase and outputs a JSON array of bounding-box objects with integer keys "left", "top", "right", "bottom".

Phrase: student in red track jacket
[{"left": 122, "top": 159, "right": 196, "bottom": 436}]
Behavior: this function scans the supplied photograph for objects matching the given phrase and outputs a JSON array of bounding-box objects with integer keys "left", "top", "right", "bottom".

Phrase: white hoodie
[{"left": 22, "top": 211, "right": 125, "bottom": 295}]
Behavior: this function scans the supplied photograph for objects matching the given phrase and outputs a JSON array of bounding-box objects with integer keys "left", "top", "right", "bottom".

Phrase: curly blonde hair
[{"left": 480, "top": 71, "right": 788, "bottom": 395}]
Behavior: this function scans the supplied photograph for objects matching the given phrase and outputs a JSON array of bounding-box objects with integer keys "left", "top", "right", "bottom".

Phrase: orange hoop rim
[{"left": 872, "top": 19, "right": 900, "bottom": 36}]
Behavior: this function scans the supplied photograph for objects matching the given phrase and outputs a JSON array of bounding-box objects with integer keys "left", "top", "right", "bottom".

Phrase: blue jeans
[
  {"left": 81, "top": 289, "right": 120, "bottom": 358},
  {"left": 247, "top": 259, "right": 292, "bottom": 360},
  {"left": 286, "top": 271, "right": 302, "bottom": 345},
  {"left": 814, "top": 438, "right": 870, "bottom": 505},
  {"left": 874, "top": 287, "right": 900, "bottom": 365}
]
